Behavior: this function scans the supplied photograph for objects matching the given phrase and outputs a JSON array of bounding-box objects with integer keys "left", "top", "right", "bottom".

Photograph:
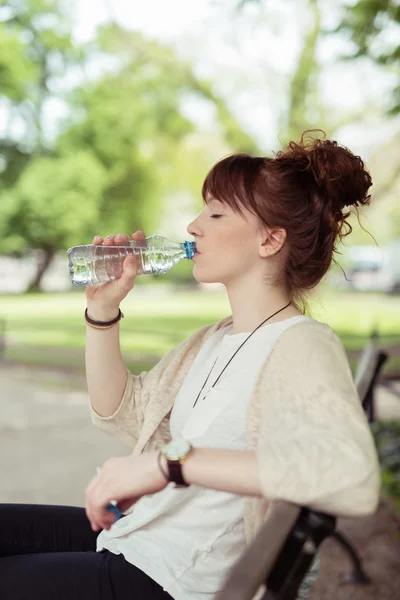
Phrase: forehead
[
  {"left": 205, "top": 196, "right": 259, "bottom": 227},
  {"left": 204, "top": 196, "right": 228, "bottom": 207}
]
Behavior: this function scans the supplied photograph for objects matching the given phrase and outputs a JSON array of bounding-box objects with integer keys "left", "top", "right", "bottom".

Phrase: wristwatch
[{"left": 160, "top": 439, "right": 193, "bottom": 487}]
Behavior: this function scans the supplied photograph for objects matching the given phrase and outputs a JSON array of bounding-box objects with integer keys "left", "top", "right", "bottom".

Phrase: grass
[{"left": 0, "top": 286, "right": 399, "bottom": 375}]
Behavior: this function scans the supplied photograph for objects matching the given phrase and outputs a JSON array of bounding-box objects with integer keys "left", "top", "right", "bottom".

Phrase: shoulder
[
  {"left": 273, "top": 318, "right": 343, "bottom": 352},
  {"left": 261, "top": 318, "right": 351, "bottom": 382}
]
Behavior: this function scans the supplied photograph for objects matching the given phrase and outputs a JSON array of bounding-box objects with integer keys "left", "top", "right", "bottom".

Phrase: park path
[
  {"left": 1, "top": 362, "right": 400, "bottom": 599},
  {"left": 0, "top": 363, "right": 126, "bottom": 506},
  {"left": 312, "top": 498, "right": 400, "bottom": 600}
]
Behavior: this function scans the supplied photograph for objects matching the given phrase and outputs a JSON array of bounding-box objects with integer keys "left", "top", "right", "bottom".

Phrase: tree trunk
[{"left": 26, "top": 248, "right": 54, "bottom": 293}]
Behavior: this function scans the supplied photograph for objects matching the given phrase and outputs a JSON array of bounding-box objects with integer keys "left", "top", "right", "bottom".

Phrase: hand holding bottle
[
  {"left": 85, "top": 231, "right": 147, "bottom": 319},
  {"left": 68, "top": 233, "right": 196, "bottom": 304}
]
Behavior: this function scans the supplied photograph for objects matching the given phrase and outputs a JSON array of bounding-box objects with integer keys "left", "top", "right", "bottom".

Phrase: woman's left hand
[{"left": 85, "top": 452, "right": 168, "bottom": 531}]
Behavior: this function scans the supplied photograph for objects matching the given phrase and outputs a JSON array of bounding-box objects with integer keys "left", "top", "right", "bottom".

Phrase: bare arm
[
  {"left": 85, "top": 305, "right": 128, "bottom": 417},
  {"left": 84, "top": 231, "right": 146, "bottom": 417}
]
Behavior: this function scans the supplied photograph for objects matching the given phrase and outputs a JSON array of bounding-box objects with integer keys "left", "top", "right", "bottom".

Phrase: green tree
[
  {"left": 0, "top": 151, "right": 106, "bottom": 290},
  {"left": 57, "top": 24, "right": 259, "bottom": 237},
  {"left": 336, "top": 0, "right": 400, "bottom": 237},
  {"left": 337, "top": 0, "right": 400, "bottom": 115},
  {"left": 0, "top": 0, "right": 82, "bottom": 177},
  {"left": 234, "top": 0, "right": 327, "bottom": 142},
  {"left": 0, "top": 6, "right": 258, "bottom": 291},
  {"left": 283, "top": 0, "right": 323, "bottom": 142},
  {"left": 0, "top": 0, "right": 90, "bottom": 289}
]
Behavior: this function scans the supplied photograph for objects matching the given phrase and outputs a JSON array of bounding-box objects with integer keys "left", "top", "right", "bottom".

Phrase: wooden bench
[
  {"left": 215, "top": 337, "right": 389, "bottom": 600},
  {"left": 354, "top": 335, "right": 389, "bottom": 422}
]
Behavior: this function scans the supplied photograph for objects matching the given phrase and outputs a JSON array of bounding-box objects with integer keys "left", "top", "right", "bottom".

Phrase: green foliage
[
  {"left": 285, "top": 0, "right": 322, "bottom": 143},
  {"left": 0, "top": 4, "right": 257, "bottom": 289},
  {"left": 56, "top": 26, "right": 199, "bottom": 236},
  {"left": 337, "top": 0, "right": 400, "bottom": 114},
  {"left": 0, "top": 23, "right": 38, "bottom": 100},
  {"left": 0, "top": 0, "right": 81, "bottom": 152},
  {"left": 0, "top": 151, "right": 106, "bottom": 254}
]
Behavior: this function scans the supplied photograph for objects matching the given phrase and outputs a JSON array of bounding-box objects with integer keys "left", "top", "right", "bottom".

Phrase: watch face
[{"left": 164, "top": 439, "right": 191, "bottom": 460}]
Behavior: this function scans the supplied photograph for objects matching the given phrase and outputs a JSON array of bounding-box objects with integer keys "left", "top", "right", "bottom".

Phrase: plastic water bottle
[{"left": 67, "top": 234, "right": 197, "bottom": 286}]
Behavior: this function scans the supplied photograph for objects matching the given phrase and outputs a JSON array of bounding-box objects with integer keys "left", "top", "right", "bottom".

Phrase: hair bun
[{"left": 284, "top": 130, "right": 373, "bottom": 213}]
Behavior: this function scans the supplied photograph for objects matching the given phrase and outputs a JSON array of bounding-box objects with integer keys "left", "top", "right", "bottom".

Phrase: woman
[{"left": 0, "top": 131, "right": 380, "bottom": 600}]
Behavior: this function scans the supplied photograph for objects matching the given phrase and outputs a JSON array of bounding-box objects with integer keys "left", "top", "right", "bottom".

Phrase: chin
[{"left": 191, "top": 265, "right": 226, "bottom": 285}]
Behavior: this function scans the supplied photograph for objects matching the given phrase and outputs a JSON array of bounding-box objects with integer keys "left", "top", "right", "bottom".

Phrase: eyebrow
[{"left": 204, "top": 196, "right": 226, "bottom": 209}]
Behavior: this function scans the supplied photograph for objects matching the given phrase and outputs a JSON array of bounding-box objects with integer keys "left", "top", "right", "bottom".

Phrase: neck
[{"left": 225, "top": 278, "right": 301, "bottom": 335}]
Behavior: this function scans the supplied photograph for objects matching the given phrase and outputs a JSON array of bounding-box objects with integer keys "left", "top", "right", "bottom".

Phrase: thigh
[
  {"left": 0, "top": 504, "right": 98, "bottom": 556},
  {"left": 0, "top": 549, "right": 172, "bottom": 600}
]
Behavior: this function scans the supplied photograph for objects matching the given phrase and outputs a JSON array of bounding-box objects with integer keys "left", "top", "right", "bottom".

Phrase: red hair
[{"left": 202, "top": 130, "right": 373, "bottom": 312}]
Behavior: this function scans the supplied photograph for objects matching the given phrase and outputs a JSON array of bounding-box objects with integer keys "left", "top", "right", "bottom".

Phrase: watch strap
[
  {"left": 161, "top": 442, "right": 192, "bottom": 488},
  {"left": 167, "top": 459, "right": 190, "bottom": 487}
]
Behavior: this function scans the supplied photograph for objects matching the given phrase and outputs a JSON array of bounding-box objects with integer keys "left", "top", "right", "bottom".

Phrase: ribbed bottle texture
[{"left": 67, "top": 235, "right": 197, "bottom": 286}]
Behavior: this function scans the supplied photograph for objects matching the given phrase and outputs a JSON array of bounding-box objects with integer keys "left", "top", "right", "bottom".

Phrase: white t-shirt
[{"left": 97, "top": 315, "right": 314, "bottom": 599}]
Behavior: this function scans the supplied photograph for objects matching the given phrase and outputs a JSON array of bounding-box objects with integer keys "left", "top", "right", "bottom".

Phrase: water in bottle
[{"left": 67, "top": 235, "right": 197, "bottom": 286}]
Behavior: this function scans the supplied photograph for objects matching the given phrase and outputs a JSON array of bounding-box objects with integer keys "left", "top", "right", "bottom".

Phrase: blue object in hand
[{"left": 106, "top": 502, "right": 121, "bottom": 521}]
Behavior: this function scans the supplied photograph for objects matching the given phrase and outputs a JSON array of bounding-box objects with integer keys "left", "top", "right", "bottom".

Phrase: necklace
[{"left": 192, "top": 301, "right": 292, "bottom": 408}]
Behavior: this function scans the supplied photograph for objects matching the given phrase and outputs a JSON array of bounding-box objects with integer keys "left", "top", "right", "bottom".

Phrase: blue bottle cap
[{"left": 184, "top": 240, "right": 197, "bottom": 259}]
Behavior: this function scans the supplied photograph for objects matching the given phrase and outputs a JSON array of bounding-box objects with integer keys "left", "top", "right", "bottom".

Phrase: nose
[{"left": 186, "top": 217, "right": 200, "bottom": 240}]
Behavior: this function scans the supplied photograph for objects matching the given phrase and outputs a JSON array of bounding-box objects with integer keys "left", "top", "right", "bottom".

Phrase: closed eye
[{"left": 210, "top": 215, "right": 222, "bottom": 219}]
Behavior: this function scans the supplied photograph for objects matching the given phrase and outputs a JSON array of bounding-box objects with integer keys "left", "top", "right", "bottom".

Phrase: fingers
[
  {"left": 114, "top": 233, "right": 131, "bottom": 245},
  {"left": 103, "top": 235, "right": 119, "bottom": 246},
  {"left": 92, "top": 232, "right": 146, "bottom": 246},
  {"left": 131, "top": 231, "right": 146, "bottom": 240},
  {"left": 85, "top": 476, "right": 115, "bottom": 532}
]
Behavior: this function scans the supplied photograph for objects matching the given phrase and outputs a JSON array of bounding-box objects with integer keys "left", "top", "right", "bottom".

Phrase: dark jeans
[{"left": 0, "top": 504, "right": 174, "bottom": 600}]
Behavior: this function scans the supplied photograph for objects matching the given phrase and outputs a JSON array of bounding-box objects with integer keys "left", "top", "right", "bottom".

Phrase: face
[{"left": 186, "top": 198, "right": 268, "bottom": 286}]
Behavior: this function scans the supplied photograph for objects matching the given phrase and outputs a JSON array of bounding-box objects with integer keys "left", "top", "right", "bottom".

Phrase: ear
[{"left": 259, "top": 227, "right": 287, "bottom": 257}]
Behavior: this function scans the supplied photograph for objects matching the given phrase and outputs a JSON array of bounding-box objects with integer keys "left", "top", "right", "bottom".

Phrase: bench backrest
[{"left": 353, "top": 338, "right": 388, "bottom": 419}]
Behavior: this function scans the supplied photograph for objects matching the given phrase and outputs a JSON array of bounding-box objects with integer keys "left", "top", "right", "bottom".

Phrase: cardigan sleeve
[
  {"left": 255, "top": 322, "right": 381, "bottom": 516},
  {"left": 89, "top": 367, "right": 149, "bottom": 448},
  {"left": 89, "top": 322, "right": 219, "bottom": 448}
]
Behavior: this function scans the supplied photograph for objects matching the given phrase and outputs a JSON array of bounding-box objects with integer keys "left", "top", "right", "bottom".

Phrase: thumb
[{"left": 123, "top": 255, "right": 137, "bottom": 277}]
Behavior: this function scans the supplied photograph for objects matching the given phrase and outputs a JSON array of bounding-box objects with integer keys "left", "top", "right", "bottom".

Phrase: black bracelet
[
  {"left": 157, "top": 451, "right": 169, "bottom": 482},
  {"left": 85, "top": 307, "right": 124, "bottom": 326}
]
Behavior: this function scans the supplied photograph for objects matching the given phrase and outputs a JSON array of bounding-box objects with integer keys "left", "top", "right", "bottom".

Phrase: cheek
[
  {"left": 218, "top": 229, "right": 255, "bottom": 261},
  {"left": 192, "top": 240, "right": 252, "bottom": 280}
]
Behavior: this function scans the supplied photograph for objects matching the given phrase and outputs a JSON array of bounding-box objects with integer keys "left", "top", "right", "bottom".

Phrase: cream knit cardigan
[{"left": 90, "top": 317, "right": 381, "bottom": 547}]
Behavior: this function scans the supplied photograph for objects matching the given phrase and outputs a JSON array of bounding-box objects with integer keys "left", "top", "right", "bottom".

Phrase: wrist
[
  {"left": 155, "top": 451, "right": 169, "bottom": 486},
  {"left": 86, "top": 303, "right": 120, "bottom": 322}
]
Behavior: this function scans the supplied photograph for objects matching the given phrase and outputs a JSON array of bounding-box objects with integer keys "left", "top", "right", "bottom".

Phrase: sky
[{"left": 67, "top": 0, "right": 400, "bottom": 158}]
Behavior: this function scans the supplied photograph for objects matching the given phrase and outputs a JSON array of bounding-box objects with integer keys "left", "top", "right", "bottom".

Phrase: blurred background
[{"left": 0, "top": 0, "right": 400, "bottom": 597}]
